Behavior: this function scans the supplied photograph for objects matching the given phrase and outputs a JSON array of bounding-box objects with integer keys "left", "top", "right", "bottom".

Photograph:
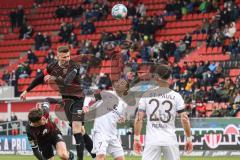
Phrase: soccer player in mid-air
[
  {"left": 20, "top": 46, "right": 96, "bottom": 160},
  {"left": 134, "top": 64, "right": 193, "bottom": 160},
  {"left": 26, "top": 103, "right": 76, "bottom": 160},
  {"left": 84, "top": 79, "right": 129, "bottom": 160}
]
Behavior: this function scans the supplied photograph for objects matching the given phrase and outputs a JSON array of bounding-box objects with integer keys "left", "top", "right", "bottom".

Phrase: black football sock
[
  {"left": 83, "top": 133, "right": 96, "bottom": 158},
  {"left": 74, "top": 133, "right": 84, "bottom": 160}
]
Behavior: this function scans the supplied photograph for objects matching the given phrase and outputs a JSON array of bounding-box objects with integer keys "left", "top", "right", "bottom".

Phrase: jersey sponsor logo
[
  {"left": 42, "top": 129, "right": 48, "bottom": 135},
  {"left": 176, "top": 124, "right": 240, "bottom": 149}
]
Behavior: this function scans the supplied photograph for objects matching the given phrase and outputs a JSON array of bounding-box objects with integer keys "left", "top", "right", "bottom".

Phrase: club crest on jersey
[{"left": 42, "top": 129, "right": 48, "bottom": 135}]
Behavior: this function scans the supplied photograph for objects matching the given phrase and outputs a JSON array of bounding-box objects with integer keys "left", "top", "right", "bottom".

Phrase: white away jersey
[
  {"left": 84, "top": 91, "right": 128, "bottom": 138},
  {"left": 138, "top": 87, "right": 185, "bottom": 146}
]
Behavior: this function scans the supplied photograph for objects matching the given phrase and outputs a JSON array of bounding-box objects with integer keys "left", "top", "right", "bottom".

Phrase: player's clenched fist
[
  {"left": 185, "top": 139, "right": 193, "bottom": 154},
  {"left": 20, "top": 90, "right": 27, "bottom": 101},
  {"left": 133, "top": 135, "right": 142, "bottom": 154}
]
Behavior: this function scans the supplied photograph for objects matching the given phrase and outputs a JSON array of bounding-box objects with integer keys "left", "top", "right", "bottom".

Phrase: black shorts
[
  {"left": 63, "top": 96, "right": 85, "bottom": 123},
  {"left": 39, "top": 132, "right": 64, "bottom": 159}
]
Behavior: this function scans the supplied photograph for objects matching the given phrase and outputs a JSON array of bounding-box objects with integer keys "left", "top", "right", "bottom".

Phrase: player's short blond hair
[{"left": 57, "top": 45, "right": 70, "bottom": 53}]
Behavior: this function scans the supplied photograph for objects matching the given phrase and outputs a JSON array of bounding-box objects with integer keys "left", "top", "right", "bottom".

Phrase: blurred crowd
[{"left": 2, "top": 0, "right": 240, "bottom": 118}]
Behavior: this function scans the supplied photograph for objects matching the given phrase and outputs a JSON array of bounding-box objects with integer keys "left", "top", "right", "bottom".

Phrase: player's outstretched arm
[
  {"left": 27, "top": 129, "right": 47, "bottom": 160},
  {"left": 133, "top": 110, "right": 145, "bottom": 154},
  {"left": 20, "top": 72, "right": 45, "bottom": 100},
  {"left": 180, "top": 112, "right": 193, "bottom": 154}
]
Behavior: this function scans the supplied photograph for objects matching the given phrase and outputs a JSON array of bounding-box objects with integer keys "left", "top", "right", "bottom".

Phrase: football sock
[
  {"left": 83, "top": 133, "right": 96, "bottom": 158},
  {"left": 74, "top": 133, "right": 84, "bottom": 160}
]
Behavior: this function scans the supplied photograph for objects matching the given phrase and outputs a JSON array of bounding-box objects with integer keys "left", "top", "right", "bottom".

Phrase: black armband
[
  {"left": 32, "top": 147, "right": 47, "bottom": 160},
  {"left": 26, "top": 72, "right": 44, "bottom": 92}
]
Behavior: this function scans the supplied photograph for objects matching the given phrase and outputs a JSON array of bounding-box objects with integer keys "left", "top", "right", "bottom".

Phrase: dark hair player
[
  {"left": 20, "top": 46, "right": 96, "bottom": 160},
  {"left": 27, "top": 103, "right": 76, "bottom": 160}
]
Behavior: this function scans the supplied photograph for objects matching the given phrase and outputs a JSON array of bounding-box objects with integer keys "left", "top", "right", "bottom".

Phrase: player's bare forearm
[
  {"left": 134, "top": 111, "right": 144, "bottom": 136},
  {"left": 180, "top": 112, "right": 191, "bottom": 137}
]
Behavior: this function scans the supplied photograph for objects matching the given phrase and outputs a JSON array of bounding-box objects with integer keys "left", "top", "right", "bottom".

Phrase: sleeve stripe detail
[{"left": 138, "top": 109, "right": 146, "bottom": 112}]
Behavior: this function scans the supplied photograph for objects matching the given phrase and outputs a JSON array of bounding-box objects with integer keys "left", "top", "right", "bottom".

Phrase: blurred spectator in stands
[
  {"left": 220, "top": 8, "right": 231, "bottom": 26},
  {"left": 227, "top": 37, "right": 239, "bottom": 54},
  {"left": 65, "top": 6, "right": 74, "bottom": 18},
  {"left": 115, "top": 31, "right": 127, "bottom": 43},
  {"left": 98, "top": 73, "right": 111, "bottom": 90},
  {"left": 183, "top": 33, "right": 192, "bottom": 49},
  {"left": 172, "top": 63, "right": 181, "bottom": 79},
  {"left": 168, "top": 40, "right": 177, "bottom": 57},
  {"left": 16, "top": 5, "right": 24, "bottom": 27},
  {"left": 16, "top": 62, "right": 31, "bottom": 79},
  {"left": 127, "top": 2, "right": 136, "bottom": 17},
  {"left": 226, "top": 104, "right": 240, "bottom": 117},
  {"left": 23, "top": 26, "right": 33, "bottom": 39},
  {"left": 19, "top": 22, "right": 33, "bottom": 40},
  {"left": 2, "top": 71, "right": 10, "bottom": 84},
  {"left": 45, "top": 49, "right": 55, "bottom": 64},
  {"left": 11, "top": 112, "right": 18, "bottom": 121},
  {"left": 76, "top": 5, "right": 84, "bottom": 18},
  {"left": 194, "top": 61, "right": 205, "bottom": 79},
  {"left": 36, "top": 68, "right": 43, "bottom": 77},
  {"left": 40, "top": 33, "right": 51, "bottom": 50},
  {"left": 58, "top": 23, "right": 73, "bottom": 42},
  {"left": 78, "top": 40, "right": 94, "bottom": 54},
  {"left": 8, "top": 70, "right": 18, "bottom": 96},
  {"left": 68, "top": 32, "right": 78, "bottom": 48},
  {"left": 224, "top": 77, "right": 235, "bottom": 101},
  {"left": 34, "top": 32, "right": 44, "bottom": 50},
  {"left": 82, "top": 74, "right": 92, "bottom": 89},
  {"left": 196, "top": 102, "right": 206, "bottom": 117},
  {"left": 197, "top": 18, "right": 210, "bottom": 34},
  {"left": 19, "top": 22, "right": 28, "bottom": 39},
  {"left": 9, "top": 70, "right": 17, "bottom": 87},
  {"left": 136, "top": 2, "right": 146, "bottom": 17},
  {"left": 224, "top": 22, "right": 236, "bottom": 38},
  {"left": 185, "top": 78, "right": 195, "bottom": 92},
  {"left": 140, "top": 43, "right": 151, "bottom": 63},
  {"left": 9, "top": 9, "right": 17, "bottom": 32},
  {"left": 35, "top": 0, "right": 43, "bottom": 6},
  {"left": 174, "top": 40, "right": 186, "bottom": 62},
  {"left": 234, "top": 91, "right": 240, "bottom": 104},
  {"left": 27, "top": 50, "right": 38, "bottom": 64},
  {"left": 210, "top": 105, "right": 226, "bottom": 117},
  {"left": 193, "top": 86, "right": 206, "bottom": 102},
  {"left": 207, "top": 86, "right": 218, "bottom": 101},
  {"left": 165, "top": 0, "right": 175, "bottom": 16},
  {"left": 80, "top": 20, "right": 96, "bottom": 34},
  {"left": 199, "top": 0, "right": 210, "bottom": 13},
  {"left": 70, "top": 6, "right": 79, "bottom": 18},
  {"left": 55, "top": 6, "right": 66, "bottom": 18},
  {"left": 209, "top": 29, "right": 223, "bottom": 47},
  {"left": 153, "top": 14, "right": 166, "bottom": 29}
]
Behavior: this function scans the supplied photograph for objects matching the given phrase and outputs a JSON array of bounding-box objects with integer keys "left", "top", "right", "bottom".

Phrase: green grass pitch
[{"left": 0, "top": 155, "right": 239, "bottom": 160}]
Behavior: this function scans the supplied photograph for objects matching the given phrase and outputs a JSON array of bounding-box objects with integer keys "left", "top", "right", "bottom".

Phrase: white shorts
[
  {"left": 92, "top": 131, "right": 124, "bottom": 158},
  {"left": 142, "top": 145, "right": 180, "bottom": 160}
]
